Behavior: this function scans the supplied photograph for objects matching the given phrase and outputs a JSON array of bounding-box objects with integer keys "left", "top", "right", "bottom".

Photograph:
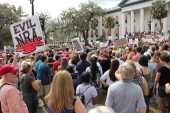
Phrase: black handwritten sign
[{"left": 10, "top": 16, "right": 45, "bottom": 57}]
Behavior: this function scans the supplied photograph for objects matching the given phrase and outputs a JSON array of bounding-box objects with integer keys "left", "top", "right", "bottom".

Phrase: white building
[{"left": 88, "top": 0, "right": 170, "bottom": 42}]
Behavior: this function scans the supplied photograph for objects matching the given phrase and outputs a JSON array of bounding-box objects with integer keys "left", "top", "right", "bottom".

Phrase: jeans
[
  {"left": 144, "top": 96, "right": 150, "bottom": 113},
  {"left": 24, "top": 95, "right": 38, "bottom": 113}
]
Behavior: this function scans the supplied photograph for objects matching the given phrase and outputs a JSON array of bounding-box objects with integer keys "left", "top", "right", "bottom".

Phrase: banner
[
  {"left": 10, "top": 15, "right": 45, "bottom": 57},
  {"left": 114, "top": 38, "right": 128, "bottom": 47},
  {"left": 71, "top": 38, "right": 84, "bottom": 53}
]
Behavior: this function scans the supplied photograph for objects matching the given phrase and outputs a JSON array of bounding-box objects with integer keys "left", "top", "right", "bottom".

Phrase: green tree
[
  {"left": 104, "top": 16, "right": 115, "bottom": 29},
  {"left": 150, "top": 0, "right": 168, "bottom": 30},
  {"left": 104, "top": 16, "right": 115, "bottom": 37},
  {"left": 59, "top": 1, "right": 105, "bottom": 46},
  {"left": 0, "top": 3, "right": 28, "bottom": 48},
  {"left": 96, "top": 35, "right": 106, "bottom": 42}
]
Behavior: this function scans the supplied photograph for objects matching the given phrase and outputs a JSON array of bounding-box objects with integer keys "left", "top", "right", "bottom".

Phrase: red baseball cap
[
  {"left": 101, "top": 53, "right": 108, "bottom": 57},
  {"left": 0, "top": 64, "right": 19, "bottom": 76}
]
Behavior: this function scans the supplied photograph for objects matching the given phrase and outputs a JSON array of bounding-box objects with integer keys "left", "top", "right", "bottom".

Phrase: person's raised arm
[
  {"left": 11, "top": 53, "right": 19, "bottom": 67},
  {"left": 30, "top": 53, "right": 38, "bottom": 70}
]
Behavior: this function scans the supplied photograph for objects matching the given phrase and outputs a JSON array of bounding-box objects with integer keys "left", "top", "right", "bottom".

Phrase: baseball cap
[
  {"left": 91, "top": 54, "right": 97, "bottom": 58},
  {"left": 0, "top": 64, "right": 19, "bottom": 76},
  {"left": 101, "top": 53, "right": 108, "bottom": 57},
  {"left": 144, "top": 52, "right": 151, "bottom": 57}
]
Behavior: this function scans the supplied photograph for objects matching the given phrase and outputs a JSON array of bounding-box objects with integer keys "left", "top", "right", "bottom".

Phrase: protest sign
[
  {"left": 10, "top": 15, "right": 45, "bottom": 57},
  {"left": 114, "top": 38, "right": 128, "bottom": 47},
  {"left": 165, "top": 35, "right": 169, "bottom": 40},
  {"left": 146, "top": 35, "right": 152, "bottom": 39},
  {"left": 100, "top": 42, "right": 104, "bottom": 48},
  {"left": 154, "top": 35, "right": 160, "bottom": 39},
  {"left": 134, "top": 38, "right": 138, "bottom": 45},
  {"left": 108, "top": 36, "right": 113, "bottom": 41},
  {"left": 71, "top": 38, "right": 84, "bottom": 53}
]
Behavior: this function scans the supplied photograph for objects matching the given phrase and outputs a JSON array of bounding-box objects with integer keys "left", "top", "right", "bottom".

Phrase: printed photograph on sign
[
  {"left": 71, "top": 38, "right": 83, "bottom": 53},
  {"left": 10, "top": 15, "right": 45, "bottom": 57}
]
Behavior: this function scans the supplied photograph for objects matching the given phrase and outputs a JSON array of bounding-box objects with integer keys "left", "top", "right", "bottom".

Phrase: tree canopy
[
  {"left": 0, "top": 3, "right": 28, "bottom": 48},
  {"left": 104, "top": 16, "right": 115, "bottom": 29},
  {"left": 59, "top": 1, "right": 105, "bottom": 45},
  {"left": 150, "top": 0, "right": 168, "bottom": 29}
]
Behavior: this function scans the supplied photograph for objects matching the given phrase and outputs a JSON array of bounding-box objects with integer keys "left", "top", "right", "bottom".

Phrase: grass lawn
[{"left": 37, "top": 94, "right": 160, "bottom": 113}]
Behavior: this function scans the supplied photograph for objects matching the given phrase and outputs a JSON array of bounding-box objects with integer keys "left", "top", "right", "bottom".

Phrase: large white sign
[
  {"left": 10, "top": 16, "right": 45, "bottom": 57},
  {"left": 71, "top": 38, "right": 84, "bottom": 53}
]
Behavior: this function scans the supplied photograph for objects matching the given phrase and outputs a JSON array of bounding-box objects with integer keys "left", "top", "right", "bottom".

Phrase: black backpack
[
  {"left": 76, "top": 86, "right": 91, "bottom": 107},
  {"left": 0, "top": 83, "right": 10, "bottom": 113}
]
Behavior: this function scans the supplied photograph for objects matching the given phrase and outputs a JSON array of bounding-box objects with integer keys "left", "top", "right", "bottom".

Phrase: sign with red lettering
[{"left": 10, "top": 16, "right": 45, "bottom": 57}]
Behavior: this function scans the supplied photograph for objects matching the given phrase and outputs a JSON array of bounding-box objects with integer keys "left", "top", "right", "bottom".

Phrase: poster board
[
  {"left": 10, "top": 15, "right": 45, "bottom": 57},
  {"left": 134, "top": 38, "right": 139, "bottom": 45},
  {"left": 154, "top": 35, "right": 161, "bottom": 39},
  {"left": 71, "top": 38, "right": 84, "bottom": 53},
  {"left": 100, "top": 42, "right": 104, "bottom": 48},
  {"left": 108, "top": 36, "right": 113, "bottom": 41},
  {"left": 146, "top": 35, "right": 152, "bottom": 39},
  {"left": 114, "top": 38, "right": 128, "bottom": 47}
]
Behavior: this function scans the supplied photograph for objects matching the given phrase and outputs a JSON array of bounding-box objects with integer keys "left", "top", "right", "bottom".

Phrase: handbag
[{"left": 140, "top": 68, "right": 153, "bottom": 97}]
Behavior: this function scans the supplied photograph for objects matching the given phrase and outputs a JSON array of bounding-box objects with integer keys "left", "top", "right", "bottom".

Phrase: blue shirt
[
  {"left": 35, "top": 60, "right": 42, "bottom": 79},
  {"left": 39, "top": 64, "right": 51, "bottom": 85},
  {"left": 76, "top": 60, "right": 91, "bottom": 79}
]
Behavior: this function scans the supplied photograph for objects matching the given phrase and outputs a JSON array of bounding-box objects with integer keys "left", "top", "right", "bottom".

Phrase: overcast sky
[{"left": 0, "top": 0, "right": 121, "bottom": 18}]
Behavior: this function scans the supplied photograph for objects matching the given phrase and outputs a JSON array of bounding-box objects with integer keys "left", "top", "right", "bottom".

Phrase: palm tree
[
  {"left": 150, "top": 0, "right": 168, "bottom": 30},
  {"left": 104, "top": 16, "right": 115, "bottom": 36}
]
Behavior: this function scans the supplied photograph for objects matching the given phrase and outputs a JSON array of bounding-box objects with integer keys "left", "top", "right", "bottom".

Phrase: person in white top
[
  {"left": 76, "top": 71, "right": 99, "bottom": 112},
  {"left": 100, "top": 59, "right": 120, "bottom": 88}
]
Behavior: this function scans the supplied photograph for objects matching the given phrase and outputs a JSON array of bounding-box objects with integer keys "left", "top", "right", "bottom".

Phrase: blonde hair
[
  {"left": 151, "top": 51, "right": 160, "bottom": 63},
  {"left": 127, "top": 52, "right": 135, "bottom": 60},
  {"left": 60, "top": 57, "right": 68, "bottom": 70},
  {"left": 45, "top": 70, "right": 75, "bottom": 113},
  {"left": 88, "top": 106, "right": 115, "bottom": 113},
  {"left": 125, "top": 60, "right": 139, "bottom": 78},
  {"left": 20, "top": 61, "right": 31, "bottom": 73}
]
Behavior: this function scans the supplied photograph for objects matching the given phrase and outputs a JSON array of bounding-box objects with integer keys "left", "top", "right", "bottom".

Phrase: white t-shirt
[
  {"left": 101, "top": 70, "right": 114, "bottom": 85},
  {"left": 76, "top": 84, "right": 98, "bottom": 112}
]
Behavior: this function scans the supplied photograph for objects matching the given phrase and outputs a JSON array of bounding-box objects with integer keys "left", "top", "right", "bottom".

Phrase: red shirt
[
  {"left": 53, "top": 61, "right": 61, "bottom": 71},
  {"left": 62, "top": 51, "right": 70, "bottom": 59}
]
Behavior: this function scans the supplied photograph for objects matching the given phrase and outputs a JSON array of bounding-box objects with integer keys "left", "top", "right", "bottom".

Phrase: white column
[
  {"left": 151, "top": 19, "right": 155, "bottom": 32},
  {"left": 122, "top": 13, "right": 125, "bottom": 36},
  {"left": 127, "top": 14, "right": 130, "bottom": 32},
  {"left": 131, "top": 11, "right": 134, "bottom": 33},
  {"left": 140, "top": 8, "right": 144, "bottom": 32},
  {"left": 98, "top": 16, "right": 102, "bottom": 36},
  {"left": 163, "top": 4, "right": 168, "bottom": 36}
]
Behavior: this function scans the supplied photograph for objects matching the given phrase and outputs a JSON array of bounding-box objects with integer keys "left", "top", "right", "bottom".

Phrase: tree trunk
[
  {"left": 82, "top": 30, "right": 89, "bottom": 46},
  {"left": 159, "top": 19, "right": 162, "bottom": 32}
]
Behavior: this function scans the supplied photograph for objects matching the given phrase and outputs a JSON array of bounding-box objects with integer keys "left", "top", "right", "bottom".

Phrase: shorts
[
  {"left": 40, "top": 84, "right": 51, "bottom": 96},
  {"left": 158, "top": 86, "right": 170, "bottom": 97},
  {"left": 96, "top": 87, "right": 102, "bottom": 95}
]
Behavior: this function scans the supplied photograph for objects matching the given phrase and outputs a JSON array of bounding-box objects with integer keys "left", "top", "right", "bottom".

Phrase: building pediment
[{"left": 118, "top": 0, "right": 152, "bottom": 7}]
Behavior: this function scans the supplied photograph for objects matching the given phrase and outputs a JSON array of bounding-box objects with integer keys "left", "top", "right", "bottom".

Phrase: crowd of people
[{"left": 0, "top": 39, "right": 170, "bottom": 113}]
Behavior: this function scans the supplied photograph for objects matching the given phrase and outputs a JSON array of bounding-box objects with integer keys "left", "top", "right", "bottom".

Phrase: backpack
[
  {"left": 0, "top": 83, "right": 10, "bottom": 113},
  {"left": 76, "top": 86, "right": 91, "bottom": 107}
]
